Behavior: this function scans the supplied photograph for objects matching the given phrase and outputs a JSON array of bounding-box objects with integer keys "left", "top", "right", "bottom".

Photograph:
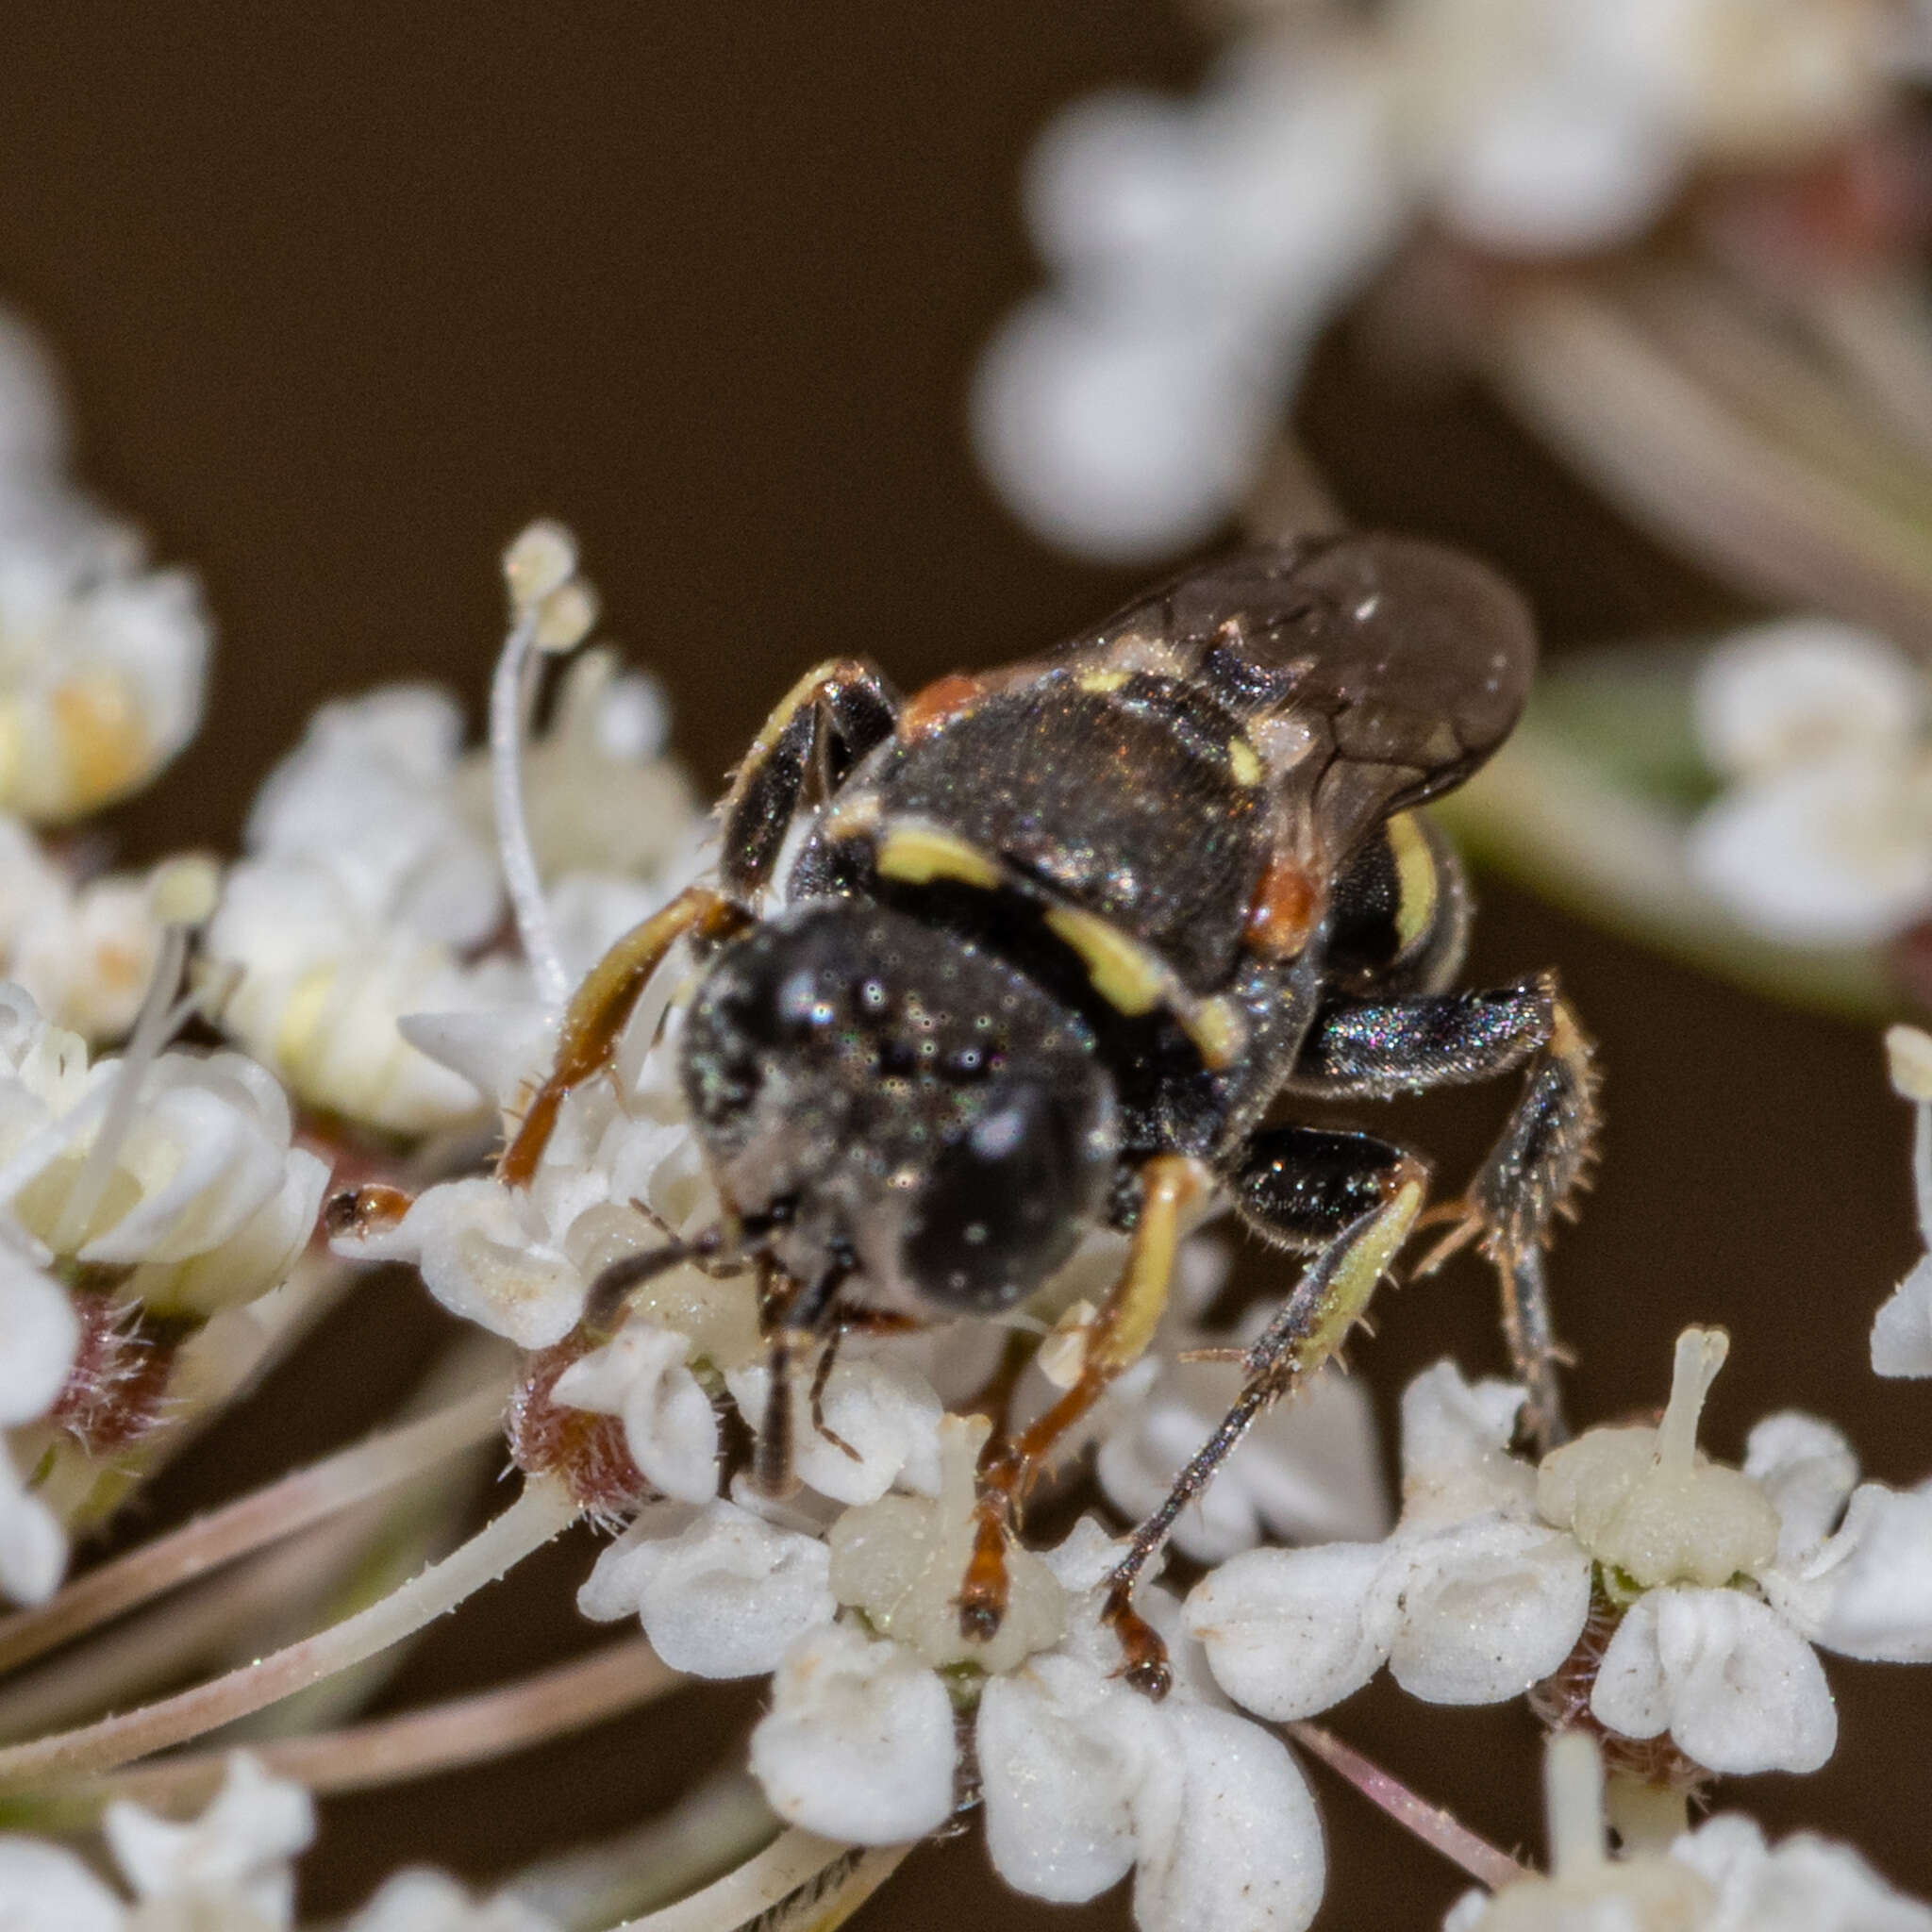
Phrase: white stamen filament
[
  {"left": 1655, "top": 1326, "right": 1727, "bottom": 1474},
  {"left": 1544, "top": 1730, "right": 1607, "bottom": 1881},
  {"left": 491, "top": 602, "right": 572, "bottom": 1014}
]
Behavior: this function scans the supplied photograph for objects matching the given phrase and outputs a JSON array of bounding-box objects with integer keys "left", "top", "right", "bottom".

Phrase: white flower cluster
[
  {"left": 0, "top": 1752, "right": 558, "bottom": 1932},
  {"left": 974, "top": 0, "right": 1910, "bottom": 558},
  {"left": 0, "top": 978, "right": 329, "bottom": 1603},
  {"left": 1188, "top": 1328, "right": 1932, "bottom": 1778},
  {"left": 1689, "top": 618, "right": 1932, "bottom": 948},
  {"left": 329, "top": 983, "right": 1391, "bottom": 1930},
  {"left": 1447, "top": 1730, "right": 1932, "bottom": 1932},
  {"left": 0, "top": 313, "right": 206, "bottom": 1038},
  {"left": 0, "top": 310, "right": 208, "bottom": 820},
  {"left": 206, "top": 650, "right": 701, "bottom": 1139}
]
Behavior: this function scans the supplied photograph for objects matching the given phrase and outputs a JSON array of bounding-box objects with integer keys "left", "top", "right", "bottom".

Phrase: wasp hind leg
[
  {"left": 1102, "top": 1126, "right": 1427, "bottom": 1696},
  {"left": 1292, "top": 974, "right": 1600, "bottom": 1453},
  {"left": 957, "top": 1154, "right": 1208, "bottom": 1643},
  {"left": 718, "top": 658, "right": 900, "bottom": 901}
]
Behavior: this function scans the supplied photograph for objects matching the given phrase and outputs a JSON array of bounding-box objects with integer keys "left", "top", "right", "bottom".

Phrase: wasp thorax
[{"left": 681, "top": 900, "right": 1117, "bottom": 1313}]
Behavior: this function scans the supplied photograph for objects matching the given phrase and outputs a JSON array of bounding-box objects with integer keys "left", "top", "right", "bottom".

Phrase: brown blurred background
[{"left": 0, "top": 6, "right": 1925, "bottom": 1926}]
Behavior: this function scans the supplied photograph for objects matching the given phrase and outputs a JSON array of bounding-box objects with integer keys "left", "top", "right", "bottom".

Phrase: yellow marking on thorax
[
  {"left": 875, "top": 823, "right": 1004, "bottom": 891},
  {"left": 1076, "top": 667, "right": 1130, "bottom": 694},
  {"left": 1388, "top": 812, "right": 1439, "bottom": 958},
  {"left": 1226, "top": 735, "right": 1262, "bottom": 787},
  {"left": 1042, "top": 905, "right": 1166, "bottom": 1015}
]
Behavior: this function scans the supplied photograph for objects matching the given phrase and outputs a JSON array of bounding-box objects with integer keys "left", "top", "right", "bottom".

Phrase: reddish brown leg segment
[{"left": 956, "top": 1155, "right": 1207, "bottom": 1641}]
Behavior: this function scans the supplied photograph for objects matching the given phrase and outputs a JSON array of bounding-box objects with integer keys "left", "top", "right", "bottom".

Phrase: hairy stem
[
  {"left": 0, "top": 1476, "right": 577, "bottom": 1794},
  {"left": 605, "top": 1828, "right": 909, "bottom": 1932},
  {"left": 1288, "top": 1721, "right": 1525, "bottom": 1891},
  {"left": 0, "top": 1380, "right": 507, "bottom": 1676},
  {"left": 56, "top": 1636, "right": 676, "bottom": 1823}
]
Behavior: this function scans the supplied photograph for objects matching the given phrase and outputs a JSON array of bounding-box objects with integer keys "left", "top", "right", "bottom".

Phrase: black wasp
[{"left": 493, "top": 533, "right": 1597, "bottom": 1694}]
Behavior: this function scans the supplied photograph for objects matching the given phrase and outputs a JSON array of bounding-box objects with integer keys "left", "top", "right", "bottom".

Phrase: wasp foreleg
[
  {"left": 718, "top": 658, "right": 900, "bottom": 901},
  {"left": 957, "top": 1154, "right": 1208, "bottom": 1643}
]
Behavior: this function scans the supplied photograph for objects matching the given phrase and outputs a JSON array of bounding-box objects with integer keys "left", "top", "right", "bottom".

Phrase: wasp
[{"left": 494, "top": 533, "right": 1597, "bottom": 1694}]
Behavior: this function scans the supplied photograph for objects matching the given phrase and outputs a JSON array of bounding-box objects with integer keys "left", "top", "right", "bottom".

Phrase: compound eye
[{"left": 901, "top": 1080, "right": 1109, "bottom": 1313}]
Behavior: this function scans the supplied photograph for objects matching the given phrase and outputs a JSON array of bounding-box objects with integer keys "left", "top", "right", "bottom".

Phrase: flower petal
[
  {"left": 1386, "top": 1517, "right": 1592, "bottom": 1706},
  {"left": 590, "top": 1501, "right": 834, "bottom": 1679},
  {"left": 1184, "top": 1542, "right": 1390, "bottom": 1721},
  {"left": 554, "top": 1319, "right": 719, "bottom": 1506},
  {"left": 1397, "top": 1361, "right": 1537, "bottom": 1524},
  {"left": 979, "top": 1651, "right": 1150, "bottom": 1903},
  {"left": 725, "top": 1352, "right": 942, "bottom": 1506},
  {"left": 1809, "top": 1482, "right": 1932, "bottom": 1663},
  {"left": 1130, "top": 1703, "right": 1325, "bottom": 1932},
  {"left": 1744, "top": 1412, "right": 1858, "bottom": 1569},
  {"left": 749, "top": 1624, "right": 956, "bottom": 1844},
  {"left": 0, "top": 1247, "right": 75, "bottom": 1425},
  {"left": 1872, "top": 1256, "right": 1932, "bottom": 1380},
  {"left": 1591, "top": 1587, "right": 1836, "bottom": 1774}
]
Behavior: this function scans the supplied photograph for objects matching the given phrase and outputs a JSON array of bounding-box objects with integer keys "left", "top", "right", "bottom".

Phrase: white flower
[
  {"left": 552, "top": 1314, "right": 720, "bottom": 1504},
  {"left": 1094, "top": 1346, "right": 1388, "bottom": 1566},
  {"left": 0, "top": 1241, "right": 77, "bottom": 1603},
  {"left": 975, "top": 1523, "right": 1326, "bottom": 1932},
  {"left": 0, "top": 315, "right": 209, "bottom": 821},
  {"left": 1447, "top": 1729, "right": 1932, "bottom": 1931},
  {"left": 207, "top": 660, "right": 699, "bottom": 1137},
  {"left": 345, "top": 1869, "right": 560, "bottom": 1932},
  {"left": 0, "top": 817, "right": 164, "bottom": 1042},
  {"left": 0, "top": 983, "right": 329, "bottom": 1321},
  {"left": 1873, "top": 1024, "right": 1932, "bottom": 1376},
  {"left": 725, "top": 1346, "right": 944, "bottom": 1507},
  {"left": 750, "top": 1620, "right": 961, "bottom": 1844},
  {"left": 0, "top": 1753, "right": 312, "bottom": 1931},
  {"left": 0, "top": 1752, "right": 561, "bottom": 1932},
  {"left": 974, "top": 6, "right": 1905, "bottom": 560},
  {"left": 972, "top": 35, "right": 1399, "bottom": 559},
  {"left": 1190, "top": 1329, "right": 1932, "bottom": 1776},
  {"left": 1689, "top": 620, "right": 1932, "bottom": 945},
  {"left": 1186, "top": 1357, "right": 1592, "bottom": 1718},
  {"left": 734, "top": 1413, "right": 1327, "bottom": 1931},
  {"left": 579, "top": 1497, "right": 837, "bottom": 1677}
]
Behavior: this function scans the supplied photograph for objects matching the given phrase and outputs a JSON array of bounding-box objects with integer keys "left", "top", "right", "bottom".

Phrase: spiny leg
[
  {"left": 498, "top": 884, "right": 747, "bottom": 1187},
  {"left": 1291, "top": 973, "right": 1599, "bottom": 1453},
  {"left": 1105, "top": 1130, "right": 1428, "bottom": 1695},
  {"left": 958, "top": 1153, "right": 1208, "bottom": 1642},
  {"left": 718, "top": 658, "right": 900, "bottom": 901}
]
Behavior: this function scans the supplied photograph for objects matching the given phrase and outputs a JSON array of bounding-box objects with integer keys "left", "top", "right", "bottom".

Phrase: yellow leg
[
  {"left": 957, "top": 1155, "right": 1208, "bottom": 1640},
  {"left": 497, "top": 884, "right": 744, "bottom": 1187}
]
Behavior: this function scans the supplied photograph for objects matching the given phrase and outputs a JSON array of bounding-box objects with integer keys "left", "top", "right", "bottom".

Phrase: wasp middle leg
[
  {"left": 1291, "top": 973, "right": 1599, "bottom": 1450},
  {"left": 1101, "top": 1125, "right": 1427, "bottom": 1695}
]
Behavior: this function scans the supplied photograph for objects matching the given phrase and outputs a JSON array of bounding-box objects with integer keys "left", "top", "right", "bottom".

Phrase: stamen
[
  {"left": 49, "top": 855, "right": 220, "bottom": 1255},
  {"left": 1654, "top": 1326, "right": 1727, "bottom": 1474},
  {"left": 492, "top": 520, "right": 599, "bottom": 1014},
  {"left": 1543, "top": 1729, "right": 1607, "bottom": 1880}
]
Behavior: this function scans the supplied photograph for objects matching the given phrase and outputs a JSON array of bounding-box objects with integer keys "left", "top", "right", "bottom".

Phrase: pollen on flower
[{"left": 507, "top": 1338, "right": 654, "bottom": 1520}]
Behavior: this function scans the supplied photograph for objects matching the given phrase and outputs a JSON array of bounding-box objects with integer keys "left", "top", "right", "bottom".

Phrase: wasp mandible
[{"left": 497, "top": 533, "right": 1598, "bottom": 1693}]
